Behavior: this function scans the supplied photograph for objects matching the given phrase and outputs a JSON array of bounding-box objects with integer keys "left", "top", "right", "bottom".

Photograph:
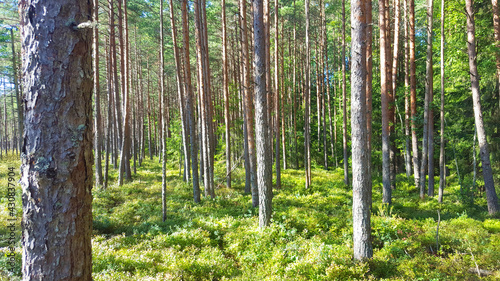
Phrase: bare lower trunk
[
  {"left": 351, "top": 0, "right": 373, "bottom": 260},
  {"left": 254, "top": 0, "right": 273, "bottom": 228},
  {"left": 465, "top": 0, "right": 499, "bottom": 214}
]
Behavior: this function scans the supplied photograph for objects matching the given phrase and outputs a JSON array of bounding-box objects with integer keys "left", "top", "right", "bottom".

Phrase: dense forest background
[{"left": 0, "top": 0, "right": 500, "bottom": 279}]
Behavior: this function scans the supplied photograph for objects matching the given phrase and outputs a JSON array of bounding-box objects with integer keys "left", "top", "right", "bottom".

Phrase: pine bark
[
  {"left": 465, "top": 0, "right": 500, "bottom": 214},
  {"left": 351, "top": 0, "right": 373, "bottom": 261},
  {"left": 20, "top": 0, "right": 93, "bottom": 279},
  {"left": 253, "top": 0, "right": 273, "bottom": 228}
]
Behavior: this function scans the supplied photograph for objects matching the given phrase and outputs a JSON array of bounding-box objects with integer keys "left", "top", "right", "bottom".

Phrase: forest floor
[{"left": 1, "top": 154, "right": 500, "bottom": 280}]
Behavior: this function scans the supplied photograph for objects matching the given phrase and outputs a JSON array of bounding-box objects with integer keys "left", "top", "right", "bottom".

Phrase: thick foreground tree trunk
[
  {"left": 351, "top": 0, "right": 373, "bottom": 260},
  {"left": 20, "top": 0, "right": 93, "bottom": 279}
]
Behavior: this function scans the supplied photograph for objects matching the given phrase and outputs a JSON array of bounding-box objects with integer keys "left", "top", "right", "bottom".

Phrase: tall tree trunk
[
  {"left": 254, "top": 0, "right": 273, "bottom": 228},
  {"left": 409, "top": 0, "right": 420, "bottom": 187},
  {"left": 342, "top": 0, "right": 349, "bottom": 186},
  {"left": 195, "top": 0, "right": 215, "bottom": 198},
  {"left": 404, "top": 0, "right": 412, "bottom": 177},
  {"left": 366, "top": 0, "right": 373, "bottom": 200},
  {"left": 380, "top": 0, "right": 391, "bottom": 204},
  {"left": 222, "top": 0, "right": 231, "bottom": 189},
  {"left": 241, "top": 0, "right": 258, "bottom": 206},
  {"left": 419, "top": 0, "right": 433, "bottom": 199},
  {"left": 351, "top": 0, "right": 373, "bottom": 261},
  {"left": 293, "top": 0, "right": 299, "bottom": 169},
  {"left": 169, "top": 0, "right": 190, "bottom": 184},
  {"left": 391, "top": 0, "right": 401, "bottom": 190},
  {"left": 118, "top": 0, "right": 132, "bottom": 184},
  {"left": 20, "top": 0, "right": 93, "bottom": 278},
  {"left": 181, "top": 0, "right": 200, "bottom": 202},
  {"left": 94, "top": 0, "right": 103, "bottom": 187},
  {"left": 305, "top": 0, "right": 312, "bottom": 188},
  {"left": 274, "top": 0, "right": 281, "bottom": 189},
  {"left": 465, "top": 0, "right": 500, "bottom": 214},
  {"left": 147, "top": 63, "right": 153, "bottom": 160},
  {"left": 264, "top": 0, "right": 272, "bottom": 151},
  {"left": 326, "top": 46, "right": 335, "bottom": 168},
  {"left": 438, "top": 0, "right": 446, "bottom": 203},
  {"left": 9, "top": 29, "right": 22, "bottom": 154},
  {"left": 427, "top": 0, "right": 435, "bottom": 197},
  {"left": 159, "top": 0, "right": 167, "bottom": 221},
  {"left": 105, "top": 39, "right": 112, "bottom": 189}
]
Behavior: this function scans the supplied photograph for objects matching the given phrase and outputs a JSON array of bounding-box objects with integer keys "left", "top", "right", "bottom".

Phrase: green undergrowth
[{"left": 1, "top": 155, "right": 499, "bottom": 280}]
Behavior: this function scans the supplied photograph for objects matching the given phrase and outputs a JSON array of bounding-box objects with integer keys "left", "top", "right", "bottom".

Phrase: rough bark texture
[
  {"left": 380, "top": 0, "right": 391, "bottom": 204},
  {"left": 465, "top": 0, "right": 500, "bottom": 214},
  {"left": 253, "top": 0, "right": 273, "bottom": 228},
  {"left": 438, "top": 0, "right": 445, "bottom": 203},
  {"left": 351, "top": 0, "right": 373, "bottom": 261},
  {"left": 20, "top": 0, "right": 93, "bottom": 279}
]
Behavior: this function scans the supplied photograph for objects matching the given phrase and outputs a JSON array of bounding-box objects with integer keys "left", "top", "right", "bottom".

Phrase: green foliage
[{"left": 87, "top": 158, "right": 500, "bottom": 280}]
